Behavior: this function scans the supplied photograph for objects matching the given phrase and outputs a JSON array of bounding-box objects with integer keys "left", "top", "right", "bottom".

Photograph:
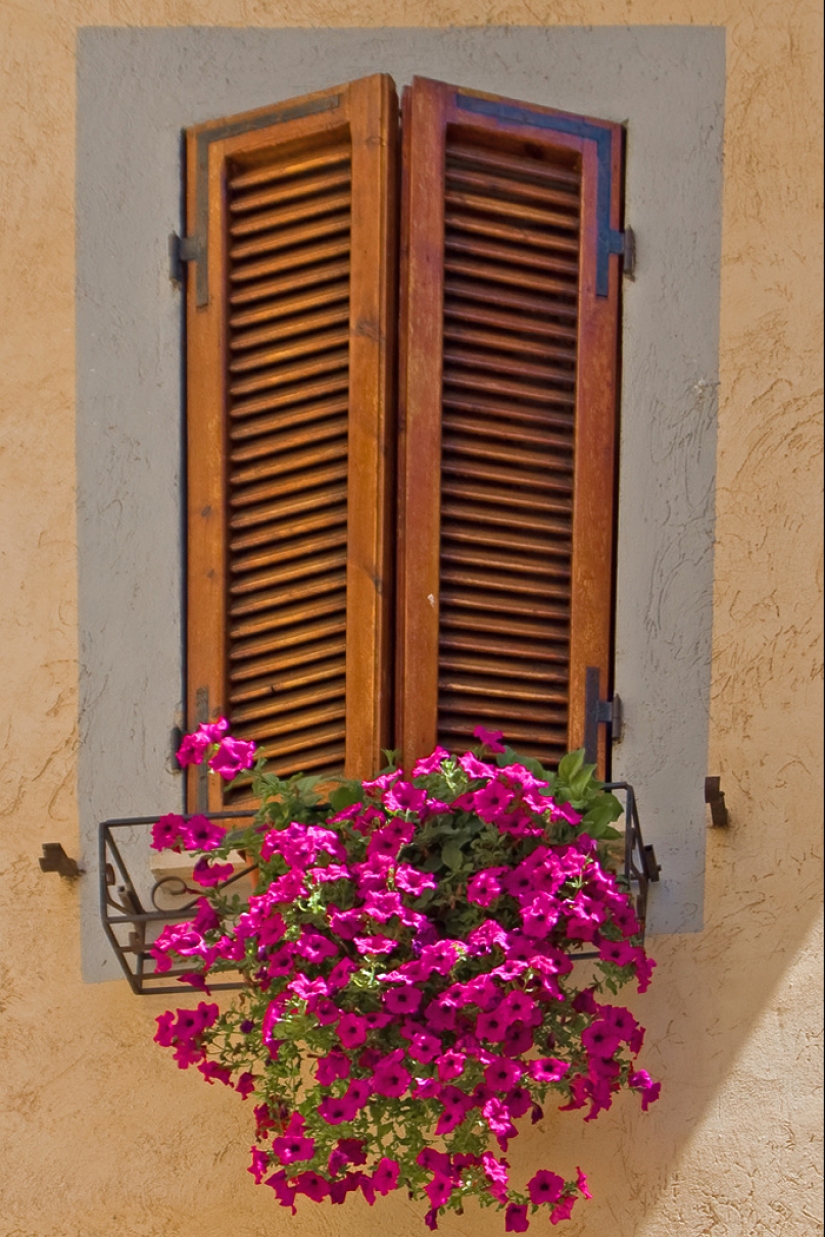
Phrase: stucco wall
[{"left": 0, "top": 3, "right": 822, "bottom": 1237}]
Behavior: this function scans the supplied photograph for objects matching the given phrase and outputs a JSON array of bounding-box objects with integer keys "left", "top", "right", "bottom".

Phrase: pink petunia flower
[
  {"left": 151, "top": 812, "right": 186, "bottom": 851},
  {"left": 527, "top": 1169, "right": 565, "bottom": 1206},
  {"left": 504, "top": 1203, "right": 530, "bottom": 1233},
  {"left": 208, "top": 735, "right": 257, "bottom": 779},
  {"left": 372, "top": 1157, "right": 401, "bottom": 1195},
  {"left": 473, "top": 724, "right": 506, "bottom": 753}
]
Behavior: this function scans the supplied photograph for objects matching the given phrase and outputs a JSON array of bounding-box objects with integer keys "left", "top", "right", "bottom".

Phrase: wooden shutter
[
  {"left": 397, "top": 78, "right": 623, "bottom": 774},
  {"left": 185, "top": 76, "right": 398, "bottom": 809}
]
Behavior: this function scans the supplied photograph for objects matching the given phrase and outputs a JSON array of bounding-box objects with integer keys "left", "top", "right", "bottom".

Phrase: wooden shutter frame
[
  {"left": 396, "top": 78, "right": 623, "bottom": 774},
  {"left": 185, "top": 76, "right": 397, "bottom": 811}
]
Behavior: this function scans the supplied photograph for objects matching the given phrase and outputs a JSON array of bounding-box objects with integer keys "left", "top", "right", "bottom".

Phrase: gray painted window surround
[{"left": 77, "top": 26, "right": 724, "bottom": 981}]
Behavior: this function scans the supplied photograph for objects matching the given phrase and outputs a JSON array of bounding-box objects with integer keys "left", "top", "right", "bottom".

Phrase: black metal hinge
[
  {"left": 622, "top": 226, "right": 636, "bottom": 279},
  {"left": 583, "top": 666, "right": 622, "bottom": 765},
  {"left": 169, "top": 232, "right": 202, "bottom": 285}
]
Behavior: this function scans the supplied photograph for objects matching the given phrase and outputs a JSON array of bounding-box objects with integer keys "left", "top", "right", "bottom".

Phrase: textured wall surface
[{"left": 0, "top": 2, "right": 822, "bottom": 1237}]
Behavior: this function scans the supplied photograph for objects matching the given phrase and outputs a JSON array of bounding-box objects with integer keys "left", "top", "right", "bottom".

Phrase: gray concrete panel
[{"left": 77, "top": 26, "right": 724, "bottom": 978}]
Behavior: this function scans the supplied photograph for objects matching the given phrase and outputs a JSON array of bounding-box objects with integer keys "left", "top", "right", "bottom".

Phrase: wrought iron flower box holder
[{"left": 100, "top": 786, "right": 660, "bottom": 996}]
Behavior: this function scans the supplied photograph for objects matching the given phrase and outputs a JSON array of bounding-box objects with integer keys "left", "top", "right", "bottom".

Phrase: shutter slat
[
  {"left": 232, "top": 302, "right": 350, "bottom": 354},
  {"left": 229, "top": 572, "right": 348, "bottom": 620},
  {"left": 229, "top": 327, "right": 349, "bottom": 374},
  {"left": 444, "top": 253, "right": 577, "bottom": 299},
  {"left": 231, "top": 676, "right": 347, "bottom": 725},
  {"left": 229, "top": 237, "right": 351, "bottom": 291},
  {"left": 230, "top": 652, "right": 346, "bottom": 702},
  {"left": 230, "top": 373, "right": 350, "bottom": 423},
  {"left": 230, "top": 170, "right": 352, "bottom": 223},
  {"left": 232, "top": 521, "right": 348, "bottom": 576},
  {"left": 229, "top": 256, "right": 351, "bottom": 313},
  {"left": 445, "top": 276, "right": 578, "bottom": 326},
  {"left": 229, "top": 590, "right": 348, "bottom": 642},
  {"left": 442, "top": 324, "right": 576, "bottom": 367},
  {"left": 229, "top": 148, "right": 350, "bottom": 193},
  {"left": 446, "top": 139, "right": 581, "bottom": 189},
  {"left": 230, "top": 450, "right": 349, "bottom": 508},
  {"left": 230, "top": 618, "right": 348, "bottom": 676},
  {"left": 446, "top": 165, "right": 580, "bottom": 212}
]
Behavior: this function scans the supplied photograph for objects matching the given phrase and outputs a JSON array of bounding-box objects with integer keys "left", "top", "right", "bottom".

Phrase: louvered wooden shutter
[
  {"left": 185, "top": 76, "right": 398, "bottom": 809},
  {"left": 396, "top": 78, "right": 623, "bottom": 774}
]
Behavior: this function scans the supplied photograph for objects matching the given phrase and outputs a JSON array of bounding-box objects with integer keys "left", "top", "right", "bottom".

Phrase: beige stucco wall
[{"left": 0, "top": 2, "right": 821, "bottom": 1236}]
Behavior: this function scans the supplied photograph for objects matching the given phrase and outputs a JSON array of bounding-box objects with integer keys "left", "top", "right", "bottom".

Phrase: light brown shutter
[
  {"left": 185, "top": 76, "right": 398, "bottom": 809},
  {"left": 397, "top": 78, "right": 623, "bottom": 774}
]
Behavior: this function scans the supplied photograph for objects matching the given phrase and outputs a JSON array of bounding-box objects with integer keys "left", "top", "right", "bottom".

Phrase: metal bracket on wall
[
  {"left": 39, "top": 843, "right": 82, "bottom": 879},
  {"left": 705, "top": 776, "right": 729, "bottom": 827}
]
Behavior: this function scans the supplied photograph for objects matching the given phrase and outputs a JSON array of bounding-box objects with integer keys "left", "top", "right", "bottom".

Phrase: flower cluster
[{"left": 151, "top": 723, "right": 659, "bottom": 1230}]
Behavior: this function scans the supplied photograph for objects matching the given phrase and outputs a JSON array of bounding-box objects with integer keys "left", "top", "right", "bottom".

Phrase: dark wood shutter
[
  {"left": 185, "top": 76, "right": 398, "bottom": 809},
  {"left": 396, "top": 78, "right": 623, "bottom": 774}
]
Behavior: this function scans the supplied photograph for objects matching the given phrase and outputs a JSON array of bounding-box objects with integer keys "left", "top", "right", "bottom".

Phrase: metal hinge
[
  {"left": 622, "top": 226, "right": 636, "bottom": 280},
  {"left": 584, "top": 667, "right": 622, "bottom": 764},
  {"left": 169, "top": 232, "right": 202, "bottom": 285}
]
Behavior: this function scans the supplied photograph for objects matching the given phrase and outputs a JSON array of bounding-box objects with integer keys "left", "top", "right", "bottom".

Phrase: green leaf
[
  {"left": 557, "top": 748, "right": 585, "bottom": 783},
  {"left": 327, "top": 783, "right": 363, "bottom": 813},
  {"left": 441, "top": 841, "right": 465, "bottom": 872}
]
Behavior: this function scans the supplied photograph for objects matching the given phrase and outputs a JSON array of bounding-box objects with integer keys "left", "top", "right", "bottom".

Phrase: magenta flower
[
  {"left": 337, "top": 1013, "right": 369, "bottom": 1049},
  {"left": 175, "top": 730, "right": 211, "bottom": 768},
  {"left": 384, "top": 780, "right": 428, "bottom": 814},
  {"left": 582, "top": 1020, "right": 624, "bottom": 1059},
  {"left": 293, "top": 1171, "right": 330, "bottom": 1202},
  {"left": 504, "top": 1203, "right": 529, "bottom": 1232},
  {"left": 484, "top": 1056, "right": 523, "bottom": 1092},
  {"left": 394, "top": 864, "right": 437, "bottom": 896},
  {"left": 383, "top": 985, "right": 422, "bottom": 1015},
  {"left": 151, "top": 812, "right": 186, "bottom": 851},
  {"left": 315, "top": 1051, "right": 351, "bottom": 1086},
  {"left": 181, "top": 814, "right": 226, "bottom": 851},
  {"left": 528, "top": 1058, "right": 569, "bottom": 1084},
  {"left": 473, "top": 724, "right": 506, "bottom": 752},
  {"left": 208, "top": 735, "right": 257, "bottom": 779},
  {"left": 576, "top": 1167, "right": 592, "bottom": 1199},
  {"left": 191, "top": 857, "right": 235, "bottom": 887},
  {"left": 272, "top": 1132, "right": 315, "bottom": 1163},
  {"left": 629, "top": 1069, "right": 662, "bottom": 1110},
  {"left": 550, "top": 1195, "right": 577, "bottom": 1225},
  {"left": 372, "top": 1053, "right": 411, "bottom": 1098},
  {"left": 412, "top": 746, "right": 451, "bottom": 775},
  {"left": 372, "top": 1157, "right": 400, "bottom": 1195},
  {"left": 466, "top": 868, "right": 507, "bottom": 908},
  {"left": 318, "top": 1095, "right": 359, "bottom": 1125},
  {"left": 408, "top": 1030, "right": 442, "bottom": 1063},
  {"left": 476, "top": 1009, "right": 509, "bottom": 1042},
  {"left": 437, "top": 1050, "right": 466, "bottom": 1082},
  {"left": 528, "top": 1169, "right": 564, "bottom": 1206}
]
